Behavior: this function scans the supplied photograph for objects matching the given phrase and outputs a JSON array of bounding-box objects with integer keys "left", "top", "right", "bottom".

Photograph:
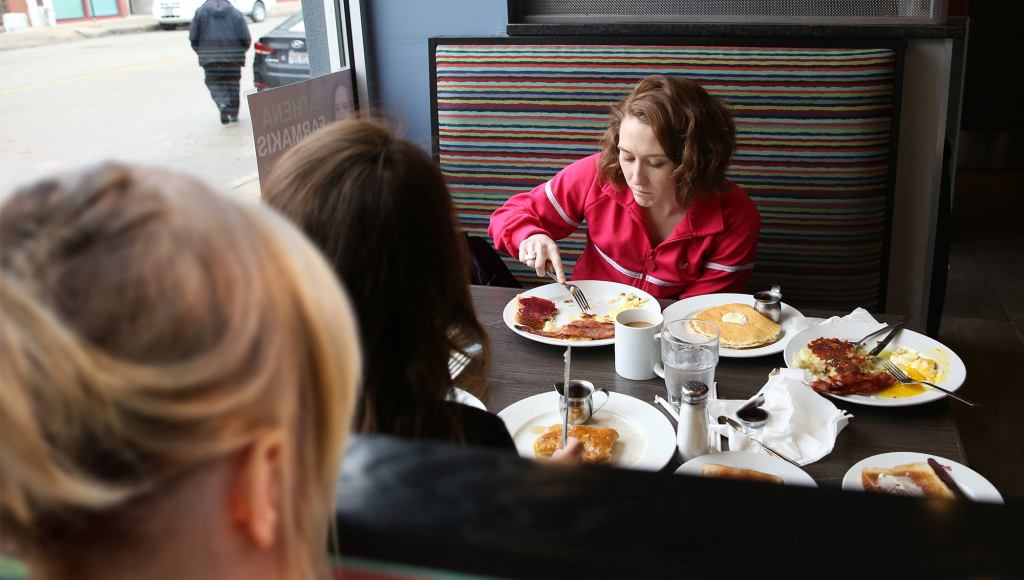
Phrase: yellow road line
[{"left": 0, "top": 55, "right": 193, "bottom": 95}]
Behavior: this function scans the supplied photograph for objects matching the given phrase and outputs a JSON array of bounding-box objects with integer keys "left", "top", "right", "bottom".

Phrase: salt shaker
[{"left": 676, "top": 380, "right": 710, "bottom": 461}]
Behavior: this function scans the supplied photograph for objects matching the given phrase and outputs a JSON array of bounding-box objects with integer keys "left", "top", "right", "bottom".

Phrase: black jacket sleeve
[
  {"left": 188, "top": 11, "right": 203, "bottom": 53},
  {"left": 234, "top": 12, "right": 249, "bottom": 51}
]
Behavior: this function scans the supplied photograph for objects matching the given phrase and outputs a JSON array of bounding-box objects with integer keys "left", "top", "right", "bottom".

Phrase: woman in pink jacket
[{"left": 488, "top": 75, "right": 761, "bottom": 300}]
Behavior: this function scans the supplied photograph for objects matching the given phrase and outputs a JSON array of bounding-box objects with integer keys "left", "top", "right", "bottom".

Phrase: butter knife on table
[
  {"left": 928, "top": 458, "right": 969, "bottom": 500},
  {"left": 718, "top": 416, "right": 802, "bottom": 468}
]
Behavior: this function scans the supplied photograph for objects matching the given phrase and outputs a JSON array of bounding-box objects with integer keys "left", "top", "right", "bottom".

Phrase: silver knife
[
  {"left": 927, "top": 458, "right": 968, "bottom": 500},
  {"left": 867, "top": 318, "right": 909, "bottom": 357},
  {"left": 561, "top": 346, "right": 571, "bottom": 449},
  {"left": 719, "top": 416, "right": 802, "bottom": 468}
]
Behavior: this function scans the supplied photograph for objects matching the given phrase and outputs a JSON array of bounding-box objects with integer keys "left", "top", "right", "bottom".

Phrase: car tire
[
  {"left": 250, "top": 1, "right": 266, "bottom": 22},
  {"left": 158, "top": 22, "right": 177, "bottom": 30}
]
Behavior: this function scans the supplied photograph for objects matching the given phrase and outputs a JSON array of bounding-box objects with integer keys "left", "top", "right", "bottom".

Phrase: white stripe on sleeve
[
  {"left": 704, "top": 261, "right": 755, "bottom": 273},
  {"left": 593, "top": 243, "right": 643, "bottom": 280},
  {"left": 545, "top": 181, "right": 581, "bottom": 228}
]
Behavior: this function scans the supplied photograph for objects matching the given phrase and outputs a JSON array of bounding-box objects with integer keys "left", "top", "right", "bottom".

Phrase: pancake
[
  {"left": 700, "top": 463, "right": 783, "bottom": 484},
  {"left": 690, "top": 303, "right": 781, "bottom": 349},
  {"left": 533, "top": 424, "right": 619, "bottom": 463}
]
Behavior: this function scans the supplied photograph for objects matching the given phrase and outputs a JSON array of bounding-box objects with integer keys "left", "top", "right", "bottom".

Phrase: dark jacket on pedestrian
[{"left": 189, "top": 0, "right": 251, "bottom": 67}]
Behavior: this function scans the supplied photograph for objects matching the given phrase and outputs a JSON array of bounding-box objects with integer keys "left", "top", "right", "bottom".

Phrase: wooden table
[{"left": 470, "top": 285, "right": 966, "bottom": 487}]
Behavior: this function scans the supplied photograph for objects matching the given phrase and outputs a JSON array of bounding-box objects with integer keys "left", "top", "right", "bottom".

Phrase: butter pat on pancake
[{"left": 691, "top": 303, "right": 781, "bottom": 349}]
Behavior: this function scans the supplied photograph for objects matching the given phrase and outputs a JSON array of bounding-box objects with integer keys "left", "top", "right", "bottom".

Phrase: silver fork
[
  {"left": 546, "top": 270, "right": 591, "bottom": 312},
  {"left": 882, "top": 360, "right": 978, "bottom": 407}
]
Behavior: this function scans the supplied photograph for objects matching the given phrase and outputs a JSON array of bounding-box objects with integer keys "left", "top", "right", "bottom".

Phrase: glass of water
[{"left": 658, "top": 318, "right": 720, "bottom": 410}]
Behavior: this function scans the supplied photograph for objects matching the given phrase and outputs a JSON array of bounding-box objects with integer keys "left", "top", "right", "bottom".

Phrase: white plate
[
  {"left": 497, "top": 391, "right": 675, "bottom": 470},
  {"left": 447, "top": 387, "right": 486, "bottom": 411},
  {"left": 675, "top": 450, "right": 817, "bottom": 487},
  {"left": 502, "top": 280, "right": 660, "bottom": 347},
  {"left": 842, "top": 452, "right": 1003, "bottom": 503},
  {"left": 661, "top": 293, "right": 805, "bottom": 358},
  {"left": 783, "top": 320, "right": 967, "bottom": 407}
]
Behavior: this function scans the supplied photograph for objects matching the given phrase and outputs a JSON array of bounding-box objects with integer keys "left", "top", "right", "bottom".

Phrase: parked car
[
  {"left": 153, "top": 0, "right": 275, "bottom": 29},
  {"left": 253, "top": 12, "right": 310, "bottom": 91}
]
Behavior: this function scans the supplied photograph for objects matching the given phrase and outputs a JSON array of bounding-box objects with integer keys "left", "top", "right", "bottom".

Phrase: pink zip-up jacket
[{"left": 488, "top": 154, "right": 761, "bottom": 300}]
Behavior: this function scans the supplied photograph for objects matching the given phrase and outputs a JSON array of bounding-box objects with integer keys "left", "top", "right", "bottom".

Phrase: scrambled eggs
[
  {"left": 570, "top": 292, "right": 649, "bottom": 323},
  {"left": 605, "top": 292, "right": 650, "bottom": 321}
]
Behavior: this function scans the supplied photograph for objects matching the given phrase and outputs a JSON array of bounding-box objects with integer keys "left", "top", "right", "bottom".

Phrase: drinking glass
[{"left": 656, "top": 319, "right": 720, "bottom": 410}]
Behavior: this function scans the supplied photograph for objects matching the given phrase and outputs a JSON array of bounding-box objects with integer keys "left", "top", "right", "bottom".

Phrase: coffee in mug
[
  {"left": 624, "top": 320, "right": 654, "bottom": 328},
  {"left": 614, "top": 308, "right": 664, "bottom": 380}
]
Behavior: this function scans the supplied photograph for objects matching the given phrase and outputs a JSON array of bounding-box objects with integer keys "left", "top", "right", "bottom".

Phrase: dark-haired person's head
[
  {"left": 598, "top": 75, "right": 736, "bottom": 207},
  {"left": 0, "top": 163, "right": 360, "bottom": 580},
  {"left": 264, "top": 118, "right": 488, "bottom": 443}
]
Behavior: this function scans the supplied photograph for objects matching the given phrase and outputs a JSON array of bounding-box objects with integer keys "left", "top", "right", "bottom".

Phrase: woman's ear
[{"left": 229, "top": 429, "right": 285, "bottom": 550}]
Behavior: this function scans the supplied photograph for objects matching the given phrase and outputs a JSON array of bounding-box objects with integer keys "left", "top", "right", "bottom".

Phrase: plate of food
[
  {"left": 842, "top": 452, "right": 1002, "bottom": 503},
  {"left": 675, "top": 450, "right": 817, "bottom": 487},
  {"left": 497, "top": 390, "right": 675, "bottom": 470},
  {"left": 502, "top": 280, "right": 660, "bottom": 347},
  {"left": 784, "top": 321, "right": 966, "bottom": 407},
  {"left": 661, "top": 293, "right": 805, "bottom": 358}
]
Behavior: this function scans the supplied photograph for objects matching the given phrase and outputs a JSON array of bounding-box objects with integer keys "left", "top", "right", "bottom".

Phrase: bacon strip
[
  {"left": 807, "top": 337, "right": 896, "bottom": 395},
  {"left": 514, "top": 316, "right": 613, "bottom": 341}
]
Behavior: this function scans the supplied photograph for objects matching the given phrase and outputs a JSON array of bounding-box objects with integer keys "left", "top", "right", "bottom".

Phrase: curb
[{"left": 0, "top": 20, "right": 157, "bottom": 51}]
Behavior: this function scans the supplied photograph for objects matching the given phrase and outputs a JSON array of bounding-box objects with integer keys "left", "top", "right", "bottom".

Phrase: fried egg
[{"left": 877, "top": 347, "right": 943, "bottom": 399}]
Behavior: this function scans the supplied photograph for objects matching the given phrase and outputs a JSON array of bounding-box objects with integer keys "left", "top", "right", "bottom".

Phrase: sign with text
[{"left": 247, "top": 68, "right": 354, "bottom": 189}]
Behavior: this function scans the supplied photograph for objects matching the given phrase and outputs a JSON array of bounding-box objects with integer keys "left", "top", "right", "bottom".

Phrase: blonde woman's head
[{"left": 0, "top": 163, "right": 360, "bottom": 579}]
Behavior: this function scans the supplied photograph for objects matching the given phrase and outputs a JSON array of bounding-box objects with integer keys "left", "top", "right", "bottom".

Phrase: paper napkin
[{"left": 708, "top": 368, "right": 853, "bottom": 465}]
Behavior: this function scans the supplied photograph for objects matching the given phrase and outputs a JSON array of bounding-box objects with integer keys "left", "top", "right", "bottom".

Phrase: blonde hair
[{"left": 0, "top": 163, "right": 360, "bottom": 579}]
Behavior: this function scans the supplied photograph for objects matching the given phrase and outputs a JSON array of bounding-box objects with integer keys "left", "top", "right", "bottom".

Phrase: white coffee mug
[{"left": 614, "top": 308, "right": 664, "bottom": 380}]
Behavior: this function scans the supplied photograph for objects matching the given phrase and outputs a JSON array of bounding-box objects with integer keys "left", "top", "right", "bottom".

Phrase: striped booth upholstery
[{"left": 431, "top": 41, "right": 901, "bottom": 310}]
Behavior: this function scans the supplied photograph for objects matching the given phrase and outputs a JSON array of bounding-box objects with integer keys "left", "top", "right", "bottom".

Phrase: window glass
[{"left": 0, "top": 0, "right": 348, "bottom": 200}]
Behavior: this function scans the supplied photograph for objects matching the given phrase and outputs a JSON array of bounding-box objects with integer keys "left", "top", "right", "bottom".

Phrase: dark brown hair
[
  {"left": 263, "top": 118, "right": 488, "bottom": 443},
  {"left": 598, "top": 75, "right": 736, "bottom": 207}
]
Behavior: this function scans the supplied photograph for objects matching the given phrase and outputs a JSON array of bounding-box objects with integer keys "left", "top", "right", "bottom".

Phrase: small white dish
[
  {"left": 842, "top": 452, "right": 1003, "bottom": 503},
  {"left": 783, "top": 320, "right": 967, "bottom": 407},
  {"left": 676, "top": 450, "right": 817, "bottom": 487},
  {"left": 661, "top": 293, "right": 805, "bottom": 358},
  {"left": 502, "top": 280, "right": 660, "bottom": 347},
  {"left": 497, "top": 390, "right": 675, "bottom": 470}
]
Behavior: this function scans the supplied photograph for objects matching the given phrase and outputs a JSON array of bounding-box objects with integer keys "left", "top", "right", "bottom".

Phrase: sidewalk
[{"left": 0, "top": 4, "right": 299, "bottom": 52}]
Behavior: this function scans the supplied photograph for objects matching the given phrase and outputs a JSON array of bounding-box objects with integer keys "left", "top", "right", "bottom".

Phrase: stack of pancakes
[{"left": 689, "top": 303, "right": 781, "bottom": 349}]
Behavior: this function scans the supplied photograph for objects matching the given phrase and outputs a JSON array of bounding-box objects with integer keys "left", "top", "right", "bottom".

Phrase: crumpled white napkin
[
  {"left": 708, "top": 368, "right": 853, "bottom": 465},
  {"left": 787, "top": 306, "right": 882, "bottom": 335}
]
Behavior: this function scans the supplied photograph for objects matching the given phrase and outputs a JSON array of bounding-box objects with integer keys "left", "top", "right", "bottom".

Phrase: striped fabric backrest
[{"left": 431, "top": 41, "right": 900, "bottom": 310}]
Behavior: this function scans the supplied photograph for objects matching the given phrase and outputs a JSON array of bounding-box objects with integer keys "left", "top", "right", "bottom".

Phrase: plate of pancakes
[{"left": 661, "top": 293, "right": 805, "bottom": 358}]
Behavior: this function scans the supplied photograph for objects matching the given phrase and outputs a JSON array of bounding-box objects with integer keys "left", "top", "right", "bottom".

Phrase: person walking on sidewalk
[{"left": 189, "top": 0, "right": 251, "bottom": 124}]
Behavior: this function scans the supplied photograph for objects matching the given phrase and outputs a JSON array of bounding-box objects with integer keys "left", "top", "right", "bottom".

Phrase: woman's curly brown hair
[{"left": 598, "top": 76, "right": 736, "bottom": 207}]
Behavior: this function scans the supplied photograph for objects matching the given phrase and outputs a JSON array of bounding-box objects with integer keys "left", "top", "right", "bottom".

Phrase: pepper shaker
[{"left": 676, "top": 380, "right": 710, "bottom": 462}]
